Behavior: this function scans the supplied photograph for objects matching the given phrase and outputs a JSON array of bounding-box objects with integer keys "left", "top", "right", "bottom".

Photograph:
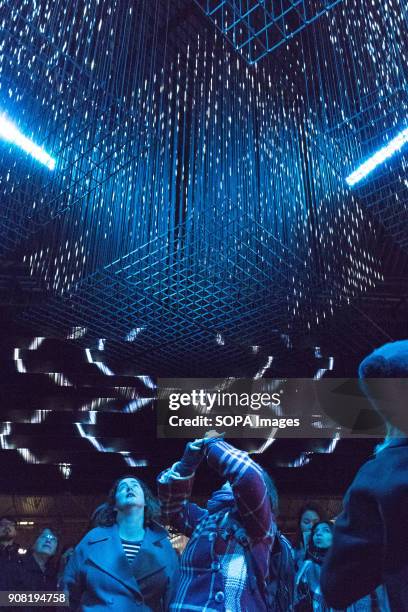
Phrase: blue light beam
[
  {"left": 346, "top": 126, "right": 408, "bottom": 187},
  {"left": 0, "top": 113, "right": 56, "bottom": 170}
]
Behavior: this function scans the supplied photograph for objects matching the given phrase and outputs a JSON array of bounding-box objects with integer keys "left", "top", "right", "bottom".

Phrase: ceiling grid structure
[{"left": 0, "top": 0, "right": 407, "bottom": 489}]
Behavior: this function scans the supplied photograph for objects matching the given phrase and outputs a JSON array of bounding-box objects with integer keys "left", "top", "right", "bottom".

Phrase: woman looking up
[{"left": 63, "top": 475, "right": 179, "bottom": 611}]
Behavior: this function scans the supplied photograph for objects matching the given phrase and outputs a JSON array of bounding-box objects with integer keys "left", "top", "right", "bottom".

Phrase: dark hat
[
  {"left": 358, "top": 340, "right": 408, "bottom": 434},
  {"left": 359, "top": 340, "right": 408, "bottom": 378}
]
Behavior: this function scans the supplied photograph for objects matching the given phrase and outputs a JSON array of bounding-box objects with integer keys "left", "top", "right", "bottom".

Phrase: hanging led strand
[{"left": 2, "top": 0, "right": 403, "bottom": 354}]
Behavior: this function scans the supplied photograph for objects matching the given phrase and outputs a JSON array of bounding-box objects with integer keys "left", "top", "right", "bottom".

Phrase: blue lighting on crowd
[
  {"left": 346, "top": 126, "right": 408, "bottom": 186},
  {"left": 0, "top": 113, "right": 56, "bottom": 170}
]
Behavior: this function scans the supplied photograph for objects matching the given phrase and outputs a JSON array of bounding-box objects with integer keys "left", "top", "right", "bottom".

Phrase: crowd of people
[
  {"left": 0, "top": 339, "right": 407, "bottom": 611},
  {"left": 0, "top": 518, "right": 60, "bottom": 611}
]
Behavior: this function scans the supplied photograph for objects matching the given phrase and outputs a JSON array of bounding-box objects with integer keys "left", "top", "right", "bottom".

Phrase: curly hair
[{"left": 93, "top": 475, "right": 161, "bottom": 528}]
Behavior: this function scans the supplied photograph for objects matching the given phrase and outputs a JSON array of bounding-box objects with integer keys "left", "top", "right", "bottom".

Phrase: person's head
[
  {"left": 299, "top": 507, "right": 320, "bottom": 534},
  {"left": 359, "top": 340, "right": 408, "bottom": 436},
  {"left": 94, "top": 475, "right": 160, "bottom": 528},
  {"left": 296, "top": 503, "right": 325, "bottom": 548},
  {"left": 33, "top": 528, "right": 58, "bottom": 560},
  {"left": 0, "top": 516, "right": 17, "bottom": 546},
  {"left": 114, "top": 477, "right": 146, "bottom": 511},
  {"left": 310, "top": 521, "right": 333, "bottom": 551}
]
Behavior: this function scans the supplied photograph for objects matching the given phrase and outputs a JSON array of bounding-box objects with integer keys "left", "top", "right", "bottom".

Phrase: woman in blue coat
[{"left": 63, "top": 476, "right": 179, "bottom": 611}]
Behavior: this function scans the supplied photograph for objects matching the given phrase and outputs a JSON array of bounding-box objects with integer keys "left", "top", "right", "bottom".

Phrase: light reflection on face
[
  {"left": 313, "top": 523, "right": 333, "bottom": 550},
  {"left": 115, "top": 478, "right": 145, "bottom": 510},
  {"left": 34, "top": 529, "right": 58, "bottom": 557}
]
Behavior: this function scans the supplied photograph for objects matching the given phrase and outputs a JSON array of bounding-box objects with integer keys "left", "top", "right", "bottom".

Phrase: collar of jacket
[
  {"left": 86, "top": 523, "right": 169, "bottom": 597},
  {"left": 24, "top": 552, "right": 53, "bottom": 576}
]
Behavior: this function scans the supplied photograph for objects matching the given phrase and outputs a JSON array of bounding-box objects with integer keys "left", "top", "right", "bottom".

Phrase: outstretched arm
[{"left": 157, "top": 440, "right": 207, "bottom": 536}]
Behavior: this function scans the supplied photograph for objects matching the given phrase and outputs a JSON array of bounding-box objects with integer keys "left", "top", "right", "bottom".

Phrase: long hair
[
  {"left": 294, "top": 503, "right": 326, "bottom": 550},
  {"left": 93, "top": 475, "right": 161, "bottom": 528}
]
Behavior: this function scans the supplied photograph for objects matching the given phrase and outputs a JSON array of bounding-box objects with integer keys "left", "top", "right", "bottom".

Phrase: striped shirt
[{"left": 121, "top": 539, "right": 142, "bottom": 563}]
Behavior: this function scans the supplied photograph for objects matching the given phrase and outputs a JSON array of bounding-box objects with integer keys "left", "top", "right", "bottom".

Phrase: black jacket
[
  {"left": 0, "top": 552, "right": 58, "bottom": 612},
  {"left": 0, "top": 544, "right": 22, "bottom": 591},
  {"left": 321, "top": 437, "right": 408, "bottom": 610},
  {"left": 18, "top": 552, "right": 57, "bottom": 591}
]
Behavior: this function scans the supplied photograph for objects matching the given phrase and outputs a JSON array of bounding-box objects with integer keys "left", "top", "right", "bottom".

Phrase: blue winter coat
[{"left": 62, "top": 523, "right": 179, "bottom": 611}]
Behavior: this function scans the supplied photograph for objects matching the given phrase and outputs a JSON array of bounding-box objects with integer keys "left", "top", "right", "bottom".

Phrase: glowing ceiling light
[
  {"left": 346, "top": 126, "right": 408, "bottom": 186},
  {"left": 137, "top": 375, "right": 156, "bottom": 389},
  {"left": 0, "top": 113, "right": 56, "bottom": 170},
  {"left": 121, "top": 454, "right": 149, "bottom": 467},
  {"left": 253, "top": 356, "right": 273, "bottom": 380},
  {"left": 28, "top": 337, "right": 45, "bottom": 350},
  {"left": 215, "top": 333, "right": 225, "bottom": 346},
  {"left": 13, "top": 348, "right": 26, "bottom": 373},
  {"left": 123, "top": 398, "right": 153, "bottom": 413},
  {"left": 125, "top": 327, "right": 144, "bottom": 342},
  {"left": 58, "top": 463, "right": 72, "bottom": 479},
  {"left": 17, "top": 448, "right": 40, "bottom": 464},
  {"left": 67, "top": 326, "right": 87, "bottom": 339},
  {"left": 75, "top": 422, "right": 104, "bottom": 452}
]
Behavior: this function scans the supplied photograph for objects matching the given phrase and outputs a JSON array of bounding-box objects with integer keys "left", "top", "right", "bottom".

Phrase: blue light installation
[
  {"left": 346, "top": 126, "right": 408, "bottom": 187},
  {"left": 0, "top": 113, "right": 56, "bottom": 170},
  {"left": 305, "top": 0, "right": 408, "bottom": 250},
  {"left": 193, "top": 0, "right": 344, "bottom": 64},
  {"left": 1, "top": 0, "right": 406, "bottom": 373}
]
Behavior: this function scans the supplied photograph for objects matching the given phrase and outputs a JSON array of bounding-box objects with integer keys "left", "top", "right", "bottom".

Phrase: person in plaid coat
[{"left": 157, "top": 434, "right": 277, "bottom": 611}]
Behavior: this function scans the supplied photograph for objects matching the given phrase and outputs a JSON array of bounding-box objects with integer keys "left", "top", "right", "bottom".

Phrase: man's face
[
  {"left": 34, "top": 529, "right": 58, "bottom": 558},
  {"left": 0, "top": 519, "right": 16, "bottom": 544}
]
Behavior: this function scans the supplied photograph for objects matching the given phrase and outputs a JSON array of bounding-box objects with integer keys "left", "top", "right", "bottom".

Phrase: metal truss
[
  {"left": 193, "top": 0, "right": 343, "bottom": 63},
  {"left": 19, "top": 208, "right": 331, "bottom": 375}
]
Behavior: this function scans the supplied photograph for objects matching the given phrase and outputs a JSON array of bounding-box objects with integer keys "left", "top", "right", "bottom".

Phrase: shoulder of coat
[{"left": 83, "top": 525, "right": 113, "bottom": 545}]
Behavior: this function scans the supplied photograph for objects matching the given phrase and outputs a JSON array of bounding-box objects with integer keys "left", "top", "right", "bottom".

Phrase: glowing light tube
[
  {"left": 346, "top": 126, "right": 408, "bottom": 186},
  {"left": 0, "top": 113, "right": 56, "bottom": 170}
]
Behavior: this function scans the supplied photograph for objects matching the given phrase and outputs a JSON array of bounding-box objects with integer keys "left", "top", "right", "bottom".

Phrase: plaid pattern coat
[{"left": 157, "top": 439, "right": 276, "bottom": 611}]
